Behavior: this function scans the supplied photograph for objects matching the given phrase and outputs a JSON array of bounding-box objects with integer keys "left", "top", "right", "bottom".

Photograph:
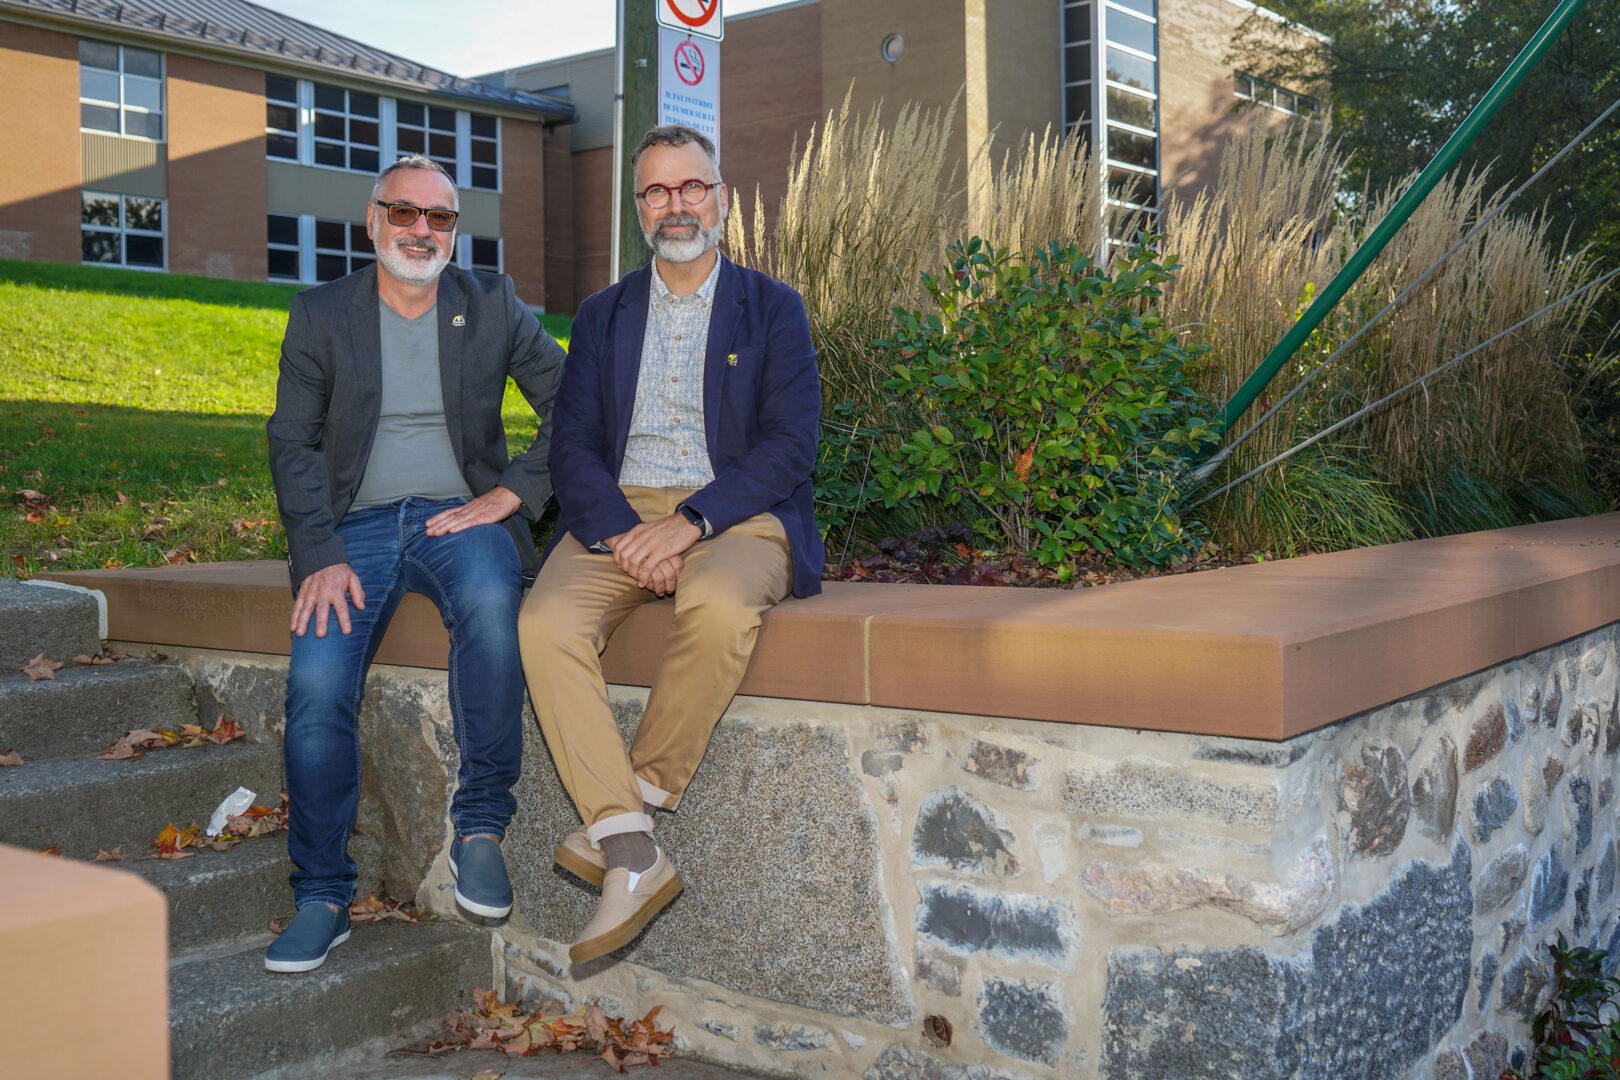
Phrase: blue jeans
[{"left": 283, "top": 497, "right": 524, "bottom": 908}]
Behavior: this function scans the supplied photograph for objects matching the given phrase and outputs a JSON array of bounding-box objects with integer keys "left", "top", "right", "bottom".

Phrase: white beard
[
  {"left": 376, "top": 234, "right": 452, "bottom": 286},
  {"left": 644, "top": 211, "right": 725, "bottom": 264}
]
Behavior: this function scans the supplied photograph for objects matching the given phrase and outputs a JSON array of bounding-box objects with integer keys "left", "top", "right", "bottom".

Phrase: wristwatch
[{"left": 677, "top": 502, "right": 712, "bottom": 538}]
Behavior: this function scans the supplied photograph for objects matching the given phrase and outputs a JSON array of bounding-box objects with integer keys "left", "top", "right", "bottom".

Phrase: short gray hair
[
  {"left": 631, "top": 124, "right": 719, "bottom": 176},
  {"left": 370, "top": 155, "right": 457, "bottom": 207}
]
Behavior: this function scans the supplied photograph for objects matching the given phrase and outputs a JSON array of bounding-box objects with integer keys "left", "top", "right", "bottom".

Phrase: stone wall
[{"left": 159, "top": 620, "right": 1620, "bottom": 1079}]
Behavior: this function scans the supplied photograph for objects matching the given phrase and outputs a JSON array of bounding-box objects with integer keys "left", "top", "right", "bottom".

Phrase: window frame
[
  {"left": 81, "top": 190, "right": 166, "bottom": 271},
  {"left": 79, "top": 40, "right": 165, "bottom": 142}
]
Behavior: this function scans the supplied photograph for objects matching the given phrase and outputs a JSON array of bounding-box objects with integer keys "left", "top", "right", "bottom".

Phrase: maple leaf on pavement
[
  {"left": 20, "top": 653, "right": 62, "bottom": 681},
  {"left": 0, "top": 749, "right": 22, "bottom": 767},
  {"left": 206, "top": 716, "right": 245, "bottom": 744}
]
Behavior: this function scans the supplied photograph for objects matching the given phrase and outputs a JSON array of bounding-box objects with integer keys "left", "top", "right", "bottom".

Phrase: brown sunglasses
[{"left": 375, "top": 201, "right": 459, "bottom": 232}]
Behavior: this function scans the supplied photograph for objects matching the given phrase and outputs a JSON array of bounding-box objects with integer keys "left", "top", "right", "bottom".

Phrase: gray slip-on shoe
[
  {"left": 449, "top": 835, "right": 514, "bottom": 919},
  {"left": 264, "top": 903, "right": 351, "bottom": 973}
]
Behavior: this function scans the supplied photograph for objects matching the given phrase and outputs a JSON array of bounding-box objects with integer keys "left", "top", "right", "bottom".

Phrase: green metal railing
[{"left": 1208, "top": 0, "right": 1593, "bottom": 444}]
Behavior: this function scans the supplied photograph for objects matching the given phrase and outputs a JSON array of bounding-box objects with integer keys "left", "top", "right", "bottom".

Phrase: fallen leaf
[
  {"left": 0, "top": 749, "right": 21, "bottom": 767},
  {"left": 39, "top": 845, "right": 62, "bottom": 856},
  {"left": 206, "top": 716, "right": 245, "bottom": 744},
  {"left": 164, "top": 547, "right": 196, "bottom": 565},
  {"left": 95, "top": 846, "right": 123, "bottom": 861},
  {"left": 116, "top": 491, "right": 130, "bottom": 505},
  {"left": 20, "top": 653, "right": 63, "bottom": 681}
]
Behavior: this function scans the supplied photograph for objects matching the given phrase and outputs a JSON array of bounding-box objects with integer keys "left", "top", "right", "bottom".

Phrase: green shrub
[
  {"left": 1504, "top": 931, "right": 1620, "bottom": 1079},
  {"left": 873, "top": 237, "right": 1217, "bottom": 573}
]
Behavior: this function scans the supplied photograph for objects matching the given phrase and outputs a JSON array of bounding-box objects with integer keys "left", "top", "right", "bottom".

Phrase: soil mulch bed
[{"left": 822, "top": 525, "right": 1260, "bottom": 588}]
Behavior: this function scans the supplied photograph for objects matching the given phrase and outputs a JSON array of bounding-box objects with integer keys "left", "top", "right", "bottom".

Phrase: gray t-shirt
[{"left": 349, "top": 302, "right": 473, "bottom": 512}]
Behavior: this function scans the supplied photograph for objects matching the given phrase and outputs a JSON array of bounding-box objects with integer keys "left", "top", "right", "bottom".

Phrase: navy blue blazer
[{"left": 548, "top": 256, "right": 824, "bottom": 598}]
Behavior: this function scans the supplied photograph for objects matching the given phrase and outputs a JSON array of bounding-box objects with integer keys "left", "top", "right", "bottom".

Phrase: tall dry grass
[
  {"left": 1160, "top": 123, "right": 1607, "bottom": 553},
  {"left": 725, "top": 89, "right": 1112, "bottom": 416}
]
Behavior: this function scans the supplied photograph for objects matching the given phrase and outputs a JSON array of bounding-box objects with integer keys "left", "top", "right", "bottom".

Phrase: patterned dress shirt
[{"left": 617, "top": 256, "right": 723, "bottom": 491}]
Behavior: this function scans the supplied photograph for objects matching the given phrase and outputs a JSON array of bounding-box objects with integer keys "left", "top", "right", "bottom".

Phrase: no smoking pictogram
[
  {"left": 665, "top": 0, "right": 718, "bottom": 28},
  {"left": 673, "top": 40, "right": 705, "bottom": 85},
  {"left": 657, "top": 0, "right": 722, "bottom": 41}
]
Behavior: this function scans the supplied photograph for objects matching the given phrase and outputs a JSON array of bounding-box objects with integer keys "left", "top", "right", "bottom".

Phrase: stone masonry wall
[{"left": 152, "top": 621, "right": 1620, "bottom": 1079}]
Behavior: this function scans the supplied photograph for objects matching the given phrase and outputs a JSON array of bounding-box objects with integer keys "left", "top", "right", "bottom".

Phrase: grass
[{"left": 0, "top": 259, "right": 568, "bottom": 577}]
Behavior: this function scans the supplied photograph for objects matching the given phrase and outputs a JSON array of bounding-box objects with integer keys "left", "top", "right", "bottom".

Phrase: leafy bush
[
  {"left": 1506, "top": 933, "right": 1620, "bottom": 1080},
  {"left": 873, "top": 237, "right": 1217, "bottom": 572}
]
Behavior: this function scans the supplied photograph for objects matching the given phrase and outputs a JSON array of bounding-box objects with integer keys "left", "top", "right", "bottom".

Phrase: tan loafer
[
  {"left": 554, "top": 829, "right": 606, "bottom": 886},
  {"left": 569, "top": 850, "right": 683, "bottom": 964}
]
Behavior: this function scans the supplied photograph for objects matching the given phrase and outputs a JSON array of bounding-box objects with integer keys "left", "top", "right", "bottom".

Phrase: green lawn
[{"left": 0, "top": 260, "right": 568, "bottom": 577}]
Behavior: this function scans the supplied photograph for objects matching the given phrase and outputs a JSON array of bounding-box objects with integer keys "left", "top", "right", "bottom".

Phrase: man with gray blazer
[{"left": 265, "top": 155, "right": 564, "bottom": 973}]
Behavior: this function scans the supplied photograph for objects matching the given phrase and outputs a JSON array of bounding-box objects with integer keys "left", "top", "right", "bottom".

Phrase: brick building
[
  {"left": 491, "top": 0, "right": 1324, "bottom": 312},
  {"left": 0, "top": 0, "right": 572, "bottom": 305}
]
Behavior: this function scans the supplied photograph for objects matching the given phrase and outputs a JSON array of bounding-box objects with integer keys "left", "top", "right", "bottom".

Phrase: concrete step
[
  {"left": 117, "top": 834, "right": 292, "bottom": 956},
  {"left": 0, "top": 740, "right": 283, "bottom": 856},
  {"left": 0, "top": 578, "right": 100, "bottom": 669},
  {"left": 169, "top": 919, "right": 492, "bottom": 1080},
  {"left": 0, "top": 660, "right": 198, "bottom": 762}
]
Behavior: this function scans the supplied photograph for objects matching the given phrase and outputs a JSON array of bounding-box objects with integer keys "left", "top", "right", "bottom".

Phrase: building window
[
  {"left": 80, "top": 40, "right": 163, "bottom": 140},
  {"left": 265, "top": 74, "right": 299, "bottom": 160},
  {"left": 267, "top": 213, "right": 300, "bottom": 280},
  {"left": 468, "top": 114, "right": 500, "bottom": 190},
  {"left": 464, "top": 236, "right": 501, "bottom": 273},
  {"left": 396, "top": 102, "right": 459, "bottom": 181},
  {"left": 314, "top": 218, "right": 374, "bottom": 282},
  {"left": 1235, "top": 71, "right": 1320, "bottom": 119},
  {"left": 1100, "top": 0, "right": 1159, "bottom": 216},
  {"left": 312, "top": 83, "right": 381, "bottom": 172},
  {"left": 1061, "top": 1, "right": 1093, "bottom": 132},
  {"left": 82, "top": 191, "right": 164, "bottom": 269}
]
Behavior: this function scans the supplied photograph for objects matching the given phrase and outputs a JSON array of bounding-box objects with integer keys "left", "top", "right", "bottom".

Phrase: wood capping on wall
[{"left": 38, "top": 513, "right": 1620, "bottom": 742}]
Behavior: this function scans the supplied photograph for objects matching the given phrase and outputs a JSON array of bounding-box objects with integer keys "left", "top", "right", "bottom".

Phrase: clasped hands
[{"left": 605, "top": 513, "right": 702, "bottom": 596}]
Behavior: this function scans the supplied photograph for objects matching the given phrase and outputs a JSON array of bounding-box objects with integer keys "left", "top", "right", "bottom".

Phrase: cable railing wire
[
  {"left": 1187, "top": 264, "right": 1620, "bottom": 510},
  {"left": 1191, "top": 91, "right": 1620, "bottom": 483}
]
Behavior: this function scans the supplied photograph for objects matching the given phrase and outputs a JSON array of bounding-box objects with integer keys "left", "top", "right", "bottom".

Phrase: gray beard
[
  {"left": 377, "top": 236, "right": 451, "bottom": 286},
  {"left": 644, "top": 212, "right": 725, "bottom": 264}
]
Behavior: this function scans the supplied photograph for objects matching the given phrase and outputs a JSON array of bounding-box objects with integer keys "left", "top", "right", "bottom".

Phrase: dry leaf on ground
[
  {"left": 207, "top": 716, "right": 245, "bottom": 744},
  {"left": 95, "top": 846, "right": 123, "bottom": 861},
  {"left": 349, "top": 893, "right": 422, "bottom": 924},
  {"left": 39, "top": 845, "right": 62, "bottom": 856},
  {"left": 20, "top": 653, "right": 62, "bottom": 681},
  {"left": 73, "top": 650, "right": 126, "bottom": 665},
  {"left": 425, "top": 993, "right": 674, "bottom": 1069},
  {"left": 0, "top": 749, "right": 22, "bottom": 767},
  {"left": 150, "top": 822, "right": 201, "bottom": 860},
  {"left": 100, "top": 715, "right": 242, "bottom": 760}
]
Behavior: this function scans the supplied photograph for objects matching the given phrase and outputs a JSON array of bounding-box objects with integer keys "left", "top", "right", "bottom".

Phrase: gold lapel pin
[
  {"left": 726, "top": 353, "right": 738, "bottom": 366},
  {"left": 452, "top": 314, "right": 466, "bottom": 327}
]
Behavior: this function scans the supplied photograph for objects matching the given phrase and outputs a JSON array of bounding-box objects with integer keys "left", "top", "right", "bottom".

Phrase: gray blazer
[{"left": 267, "top": 263, "right": 565, "bottom": 590}]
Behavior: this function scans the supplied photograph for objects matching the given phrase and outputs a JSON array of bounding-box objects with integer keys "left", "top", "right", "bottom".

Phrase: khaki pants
[{"left": 518, "top": 486, "right": 792, "bottom": 843}]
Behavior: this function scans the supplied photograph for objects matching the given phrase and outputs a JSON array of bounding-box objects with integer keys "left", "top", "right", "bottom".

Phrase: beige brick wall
[
  {"left": 1159, "top": 0, "right": 1315, "bottom": 203},
  {"left": 820, "top": 0, "right": 969, "bottom": 169},
  {"left": 164, "top": 54, "right": 267, "bottom": 279},
  {"left": 501, "top": 116, "right": 547, "bottom": 307},
  {"left": 0, "top": 21, "right": 82, "bottom": 263},
  {"left": 720, "top": 2, "right": 822, "bottom": 237}
]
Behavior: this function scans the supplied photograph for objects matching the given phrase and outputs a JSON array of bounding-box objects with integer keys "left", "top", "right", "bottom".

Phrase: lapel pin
[
  {"left": 452, "top": 314, "right": 466, "bottom": 327},
  {"left": 726, "top": 353, "right": 738, "bottom": 367}
]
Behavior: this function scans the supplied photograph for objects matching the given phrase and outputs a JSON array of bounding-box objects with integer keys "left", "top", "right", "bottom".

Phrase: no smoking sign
[
  {"left": 658, "top": 25, "right": 721, "bottom": 152},
  {"left": 656, "top": 0, "right": 723, "bottom": 41}
]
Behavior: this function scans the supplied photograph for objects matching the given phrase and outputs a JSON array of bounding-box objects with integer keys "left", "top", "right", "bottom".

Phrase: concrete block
[
  {"left": 0, "top": 843, "right": 168, "bottom": 1079},
  {"left": 0, "top": 579, "right": 100, "bottom": 669}
]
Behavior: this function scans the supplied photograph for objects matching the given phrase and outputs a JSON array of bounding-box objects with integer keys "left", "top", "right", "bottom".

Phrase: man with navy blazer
[
  {"left": 266, "top": 155, "right": 564, "bottom": 973},
  {"left": 518, "top": 124, "right": 822, "bottom": 965}
]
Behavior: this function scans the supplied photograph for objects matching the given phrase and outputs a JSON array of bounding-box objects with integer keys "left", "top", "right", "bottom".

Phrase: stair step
[
  {"left": 0, "top": 661, "right": 198, "bottom": 762},
  {"left": 0, "top": 579, "right": 100, "bottom": 670},
  {"left": 168, "top": 919, "right": 492, "bottom": 1080},
  {"left": 0, "top": 741, "right": 283, "bottom": 855},
  {"left": 118, "top": 834, "right": 292, "bottom": 955}
]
